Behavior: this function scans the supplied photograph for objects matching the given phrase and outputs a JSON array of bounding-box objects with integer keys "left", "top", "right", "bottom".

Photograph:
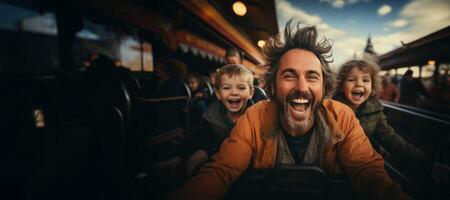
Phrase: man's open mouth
[{"left": 289, "top": 98, "right": 310, "bottom": 113}]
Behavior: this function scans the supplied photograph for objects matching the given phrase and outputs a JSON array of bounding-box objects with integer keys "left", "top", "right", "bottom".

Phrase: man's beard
[{"left": 277, "top": 90, "right": 322, "bottom": 134}]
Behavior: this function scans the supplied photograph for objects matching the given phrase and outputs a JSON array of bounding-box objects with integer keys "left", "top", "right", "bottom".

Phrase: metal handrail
[
  {"left": 381, "top": 100, "right": 450, "bottom": 121},
  {"left": 134, "top": 96, "right": 188, "bottom": 103},
  {"left": 381, "top": 100, "right": 449, "bottom": 200},
  {"left": 381, "top": 101, "right": 450, "bottom": 126},
  {"left": 203, "top": 76, "right": 214, "bottom": 96}
]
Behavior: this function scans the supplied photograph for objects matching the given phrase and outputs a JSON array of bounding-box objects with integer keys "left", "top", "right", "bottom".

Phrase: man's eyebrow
[
  {"left": 306, "top": 69, "right": 321, "bottom": 76},
  {"left": 280, "top": 68, "right": 296, "bottom": 74}
]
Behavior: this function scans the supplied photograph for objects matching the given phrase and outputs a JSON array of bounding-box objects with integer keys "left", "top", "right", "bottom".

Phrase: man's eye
[
  {"left": 307, "top": 74, "right": 319, "bottom": 80},
  {"left": 282, "top": 74, "right": 295, "bottom": 79}
]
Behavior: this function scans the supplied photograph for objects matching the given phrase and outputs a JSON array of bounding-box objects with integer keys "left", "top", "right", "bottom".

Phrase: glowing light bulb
[
  {"left": 257, "top": 40, "right": 266, "bottom": 48},
  {"left": 233, "top": 1, "right": 247, "bottom": 16}
]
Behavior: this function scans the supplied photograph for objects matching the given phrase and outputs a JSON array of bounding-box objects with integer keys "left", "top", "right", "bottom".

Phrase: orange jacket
[{"left": 172, "top": 100, "right": 408, "bottom": 200}]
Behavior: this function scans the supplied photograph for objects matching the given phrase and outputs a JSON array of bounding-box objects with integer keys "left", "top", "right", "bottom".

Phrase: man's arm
[
  {"left": 171, "top": 112, "right": 254, "bottom": 200},
  {"left": 337, "top": 111, "right": 410, "bottom": 200},
  {"left": 375, "top": 113, "right": 424, "bottom": 167}
]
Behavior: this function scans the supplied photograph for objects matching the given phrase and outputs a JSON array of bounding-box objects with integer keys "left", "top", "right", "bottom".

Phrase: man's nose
[{"left": 297, "top": 77, "right": 308, "bottom": 92}]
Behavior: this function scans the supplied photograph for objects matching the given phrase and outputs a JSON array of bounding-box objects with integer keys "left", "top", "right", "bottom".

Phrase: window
[
  {"left": 0, "top": 2, "right": 58, "bottom": 72},
  {"left": 73, "top": 18, "right": 153, "bottom": 72}
]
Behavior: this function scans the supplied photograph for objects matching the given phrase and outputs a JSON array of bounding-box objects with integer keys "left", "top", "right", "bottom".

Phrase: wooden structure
[{"left": 379, "top": 26, "right": 450, "bottom": 75}]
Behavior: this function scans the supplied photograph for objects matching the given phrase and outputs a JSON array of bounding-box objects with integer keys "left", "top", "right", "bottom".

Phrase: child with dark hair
[
  {"left": 186, "top": 73, "right": 207, "bottom": 122},
  {"left": 186, "top": 73, "right": 206, "bottom": 100}
]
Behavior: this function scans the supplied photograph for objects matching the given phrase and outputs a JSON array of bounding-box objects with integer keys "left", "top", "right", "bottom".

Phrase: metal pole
[{"left": 140, "top": 33, "right": 144, "bottom": 71}]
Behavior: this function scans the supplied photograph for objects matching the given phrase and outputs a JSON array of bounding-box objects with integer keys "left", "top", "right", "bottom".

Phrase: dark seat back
[
  {"left": 0, "top": 76, "right": 58, "bottom": 199},
  {"left": 253, "top": 86, "right": 268, "bottom": 103}
]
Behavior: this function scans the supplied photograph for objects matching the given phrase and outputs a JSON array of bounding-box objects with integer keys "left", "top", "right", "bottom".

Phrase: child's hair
[
  {"left": 337, "top": 59, "right": 382, "bottom": 97},
  {"left": 215, "top": 64, "right": 254, "bottom": 90}
]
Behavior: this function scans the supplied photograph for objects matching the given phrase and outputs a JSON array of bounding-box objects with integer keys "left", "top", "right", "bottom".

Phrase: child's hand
[{"left": 194, "top": 93, "right": 204, "bottom": 99}]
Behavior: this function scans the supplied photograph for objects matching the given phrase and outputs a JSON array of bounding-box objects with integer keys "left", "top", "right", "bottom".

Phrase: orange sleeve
[
  {"left": 171, "top": 111, "right": 255, "bottom": 200},
  {"left": 337, "top": 109, "right": 410, "bottom": 200}
]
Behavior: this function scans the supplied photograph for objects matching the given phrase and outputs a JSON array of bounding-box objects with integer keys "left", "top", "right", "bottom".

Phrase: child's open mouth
[
  {"left": 351, "top": 90, "right": 365, "bottom": 100},
  {"left": 228, "top": 99, "right": 242, "bottom": 108}
]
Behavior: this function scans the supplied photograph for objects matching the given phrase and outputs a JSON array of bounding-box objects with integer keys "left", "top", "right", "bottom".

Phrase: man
[
  {"left": 172, "top": 21, "right": 409, "bottom": 200},
  {"left": 225, "top": 48, "right": 242, "bottom": 64}
]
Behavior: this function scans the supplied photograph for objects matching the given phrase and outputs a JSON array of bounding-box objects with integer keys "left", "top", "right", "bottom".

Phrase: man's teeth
[{"left": 292, "top": 98, "right": 309, "bottom": 104}]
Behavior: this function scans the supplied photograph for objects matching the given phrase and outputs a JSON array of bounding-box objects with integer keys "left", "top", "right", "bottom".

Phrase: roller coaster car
[{"left": 226, "top": 165, "right": 356, "bottom": 200}]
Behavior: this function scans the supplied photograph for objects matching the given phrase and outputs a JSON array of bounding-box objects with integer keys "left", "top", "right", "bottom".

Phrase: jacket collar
[
  {"left": 264, "top": 100, "right": 345, "bottom": 149},
  {"left": 333, "top": 92, "right": 382, "bottom": 116},
  {"left": 319, "top": 101, "right": 345, "bottom": 144},
  {"left": 356, "top": 96, "right": 383, "bottom": 116}
]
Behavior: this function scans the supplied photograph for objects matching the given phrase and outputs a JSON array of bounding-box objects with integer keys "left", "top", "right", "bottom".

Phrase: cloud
[
  {"left": 400, "top": 0, "right": 450, "bottom": 38},
  {"left": 276, "top": 0, "right": 346, "bottom": 39},
  {"left": 389, "top": 19, "right": 409, "bottom": 28},
  {"left": 351, "top": 0, "right": 448, "bottom": 59},
  {"left": 378, "top": 4, "right": 392, "bottom": 16},
  {"left": 320, "top": 0, "right": 362, "bottom": 9},
  {"left": 375, "top": 0, "right": 450, "bottom": 56},
  {"left": 333, "top": 0, "right": 449, "bottom": 66},
  {"left": 332, "top": 37, "right": 366, "bottom": 66},
  {"left": 332, "top": 34, "right": 405, "bottom": 67},
  {"left": 276, "top": 0, "right": 450, "bottom": 68}
]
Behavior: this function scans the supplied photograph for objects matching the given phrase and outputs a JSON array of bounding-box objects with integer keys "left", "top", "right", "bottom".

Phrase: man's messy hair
[{"left": 262, "top": 19, "right": 336, "bottom": 99}]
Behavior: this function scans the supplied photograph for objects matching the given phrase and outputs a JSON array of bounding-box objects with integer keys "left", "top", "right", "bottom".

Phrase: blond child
[{"left": 152, "top": 64, "right": 255, "bottom": 178}]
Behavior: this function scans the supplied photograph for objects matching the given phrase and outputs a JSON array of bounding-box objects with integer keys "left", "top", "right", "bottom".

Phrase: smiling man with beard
[{"left": 171, "top": 20, "right": 410, "bottom": 200}]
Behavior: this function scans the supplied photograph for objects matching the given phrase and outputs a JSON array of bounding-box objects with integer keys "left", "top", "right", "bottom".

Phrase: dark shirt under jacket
[{"left": 283, "top": 128, "right": 314, "bottom": 164}]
